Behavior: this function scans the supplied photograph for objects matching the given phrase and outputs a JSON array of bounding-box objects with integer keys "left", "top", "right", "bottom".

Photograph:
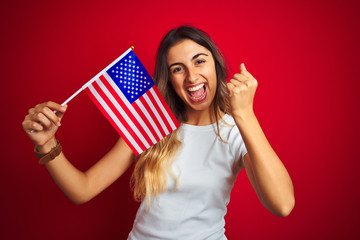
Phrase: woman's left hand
[{"left": 226, "top": 63, "right": 258, "bottom": 118}]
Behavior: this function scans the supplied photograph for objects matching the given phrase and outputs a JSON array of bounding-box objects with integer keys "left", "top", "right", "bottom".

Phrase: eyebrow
[{"left": 168, "top": 53, "right": 209, "bottom": 69}]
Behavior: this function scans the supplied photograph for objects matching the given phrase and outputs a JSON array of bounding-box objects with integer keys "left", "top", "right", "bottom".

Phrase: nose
[{"left": 186, "top": 67, "right": 199, "bottom": 84}]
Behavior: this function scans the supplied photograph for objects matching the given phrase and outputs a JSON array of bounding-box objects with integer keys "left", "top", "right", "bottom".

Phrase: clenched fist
[
  {"left": 227, "top": 63, "right": 258, "bottom": 118},
  {"left": 22, "top": 101, "right": 67, "bottom": 152}
]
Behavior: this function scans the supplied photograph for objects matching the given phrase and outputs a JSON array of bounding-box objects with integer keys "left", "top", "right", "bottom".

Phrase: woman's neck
[{"left": 184, "top": 107, "right": 223, "bottom": 126}]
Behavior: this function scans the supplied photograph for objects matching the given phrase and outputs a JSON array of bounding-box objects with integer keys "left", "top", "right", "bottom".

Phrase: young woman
[{"left": 22, "top": 25, "right": 294, "bottom": 239}]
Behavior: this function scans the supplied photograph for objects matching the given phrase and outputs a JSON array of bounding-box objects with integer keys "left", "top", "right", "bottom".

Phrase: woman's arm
[
  {"left": 227, "top": 64, "right": 295, "bottom": 217},
  {"left": 44, "top": 138, "right": 134, "bottom": 204},
  {"left": 236, "top": 114, "right": 294, "bottom": 217},
  {"left": 23, "top": 101, "right": 135, "bottom": 204}
]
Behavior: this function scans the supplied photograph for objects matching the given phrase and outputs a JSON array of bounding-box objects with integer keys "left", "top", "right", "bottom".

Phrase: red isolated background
[{"left": 1, "top": 0, "right": 359, "bottom": 239}]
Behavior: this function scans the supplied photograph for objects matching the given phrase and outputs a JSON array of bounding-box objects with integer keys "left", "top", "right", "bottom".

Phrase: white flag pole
[
  {"left": 29, "top": 47, "right": 134, "bottom": 133},
  {"left": 60, "top": 46, "right": 134, "bottom": 106},
  {"left": 61, "top": 86, "right": 84, "bottom": 106}
]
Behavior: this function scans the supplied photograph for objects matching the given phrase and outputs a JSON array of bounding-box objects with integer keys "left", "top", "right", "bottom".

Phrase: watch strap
[{"left": 34, "top": 141, "right": 62, "bottom": 164}]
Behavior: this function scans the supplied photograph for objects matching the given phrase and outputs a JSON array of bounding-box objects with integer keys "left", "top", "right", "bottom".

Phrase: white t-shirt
[{"left": 128, "top": 114, "right": 247, "bottom": 240}]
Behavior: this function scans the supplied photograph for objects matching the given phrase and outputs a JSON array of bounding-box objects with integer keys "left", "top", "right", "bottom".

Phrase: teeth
[{"left": 188, "top": 83, "right": 204, "bottom": 92}]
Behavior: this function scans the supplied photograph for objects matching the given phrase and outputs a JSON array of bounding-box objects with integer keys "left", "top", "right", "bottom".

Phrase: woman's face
[{"left": 167, "top": 39, "right": 217, "bottom": 114}]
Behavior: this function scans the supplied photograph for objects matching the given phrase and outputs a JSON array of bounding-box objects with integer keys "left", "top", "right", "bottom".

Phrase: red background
[{"left": 1, "top": 0, "right": 359, "bottom": 239}]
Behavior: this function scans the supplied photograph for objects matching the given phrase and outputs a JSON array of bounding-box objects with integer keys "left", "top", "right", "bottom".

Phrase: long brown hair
[{"left": 131, "top": 25, "right": 230, "bottom": 207}]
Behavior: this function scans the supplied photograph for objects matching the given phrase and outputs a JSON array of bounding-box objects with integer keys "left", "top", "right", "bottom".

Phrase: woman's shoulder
[
  {"left": 218, "top": 114, "right": 238, "bottom": 134},
  {"left": 218, "top": 114, "right": 244, "bottom": 143},
  {"left": 219, "top": 113, "right": 235, "bottom": 126}
]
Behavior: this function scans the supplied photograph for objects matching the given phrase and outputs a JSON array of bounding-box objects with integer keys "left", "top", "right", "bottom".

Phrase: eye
[
  {"left": 195, "top": 59, "right": 205, "bottom": 65},
  {"left": 172, "top": 66, "right": 183, "bottom": 73}
]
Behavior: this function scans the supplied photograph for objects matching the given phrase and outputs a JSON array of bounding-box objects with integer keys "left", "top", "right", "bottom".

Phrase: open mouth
[{"left": 186, "top": 83, "right": 207, "bottom": 102}]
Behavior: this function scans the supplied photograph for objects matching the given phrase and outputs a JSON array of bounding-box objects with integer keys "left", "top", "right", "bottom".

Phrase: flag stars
[{"left": 107, "top": 52, "right": 155, "bottom": 103}]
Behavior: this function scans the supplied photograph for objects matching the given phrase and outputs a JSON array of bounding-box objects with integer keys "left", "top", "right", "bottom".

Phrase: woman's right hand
[{"left": 22, "top": 101, "right": 67, "bottom": 153}]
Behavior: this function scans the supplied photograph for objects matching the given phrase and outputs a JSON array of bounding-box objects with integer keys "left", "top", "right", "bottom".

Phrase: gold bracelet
[{"left": 34, "top": 141, "right": 62, "bottom": 164}]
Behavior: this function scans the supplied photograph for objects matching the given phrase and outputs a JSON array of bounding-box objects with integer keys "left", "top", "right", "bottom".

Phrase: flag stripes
[
  {"left": 140, "top": 94, "right": 168, "bottom": 137},
  {"left": 131, "top": 100, "right": 161, "bottom": 142},
  {"left": 145, "top": 91, "right": 172, "bottom": 135},
  {"left": 135, "top": 99, "right": 164, "bottom": 141},
  {"left": 151, "top": 86, "right": 179, "bottom": 130},
  {"left": 94, "top": 80, "right": 149, "bottom": 150},
  {"left": 100, "top": 74, "right": 155, "bottom": 146},
  {"left": 85, "top": 85, "right": 142, "bottom": 155},
  {"left": 85, "top": 72, "right": 179, "bottom": 156}
]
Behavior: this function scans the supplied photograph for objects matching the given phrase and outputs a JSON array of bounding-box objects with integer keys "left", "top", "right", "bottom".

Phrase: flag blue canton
[{"left": 106, "top": 51, "right": 154, "bottom": 104}]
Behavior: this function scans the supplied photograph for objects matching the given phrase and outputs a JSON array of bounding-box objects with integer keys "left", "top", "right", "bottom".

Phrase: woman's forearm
[
  {"left": 235, "top": 112, "right": 295, "bottom": 216},
  {"left": 36, "top": 138, "right": 90, "bottom": 204},
  {"left": 45, "top": 154, "right": 91, "bottom": 205},
  {"left": 39, "top": 143, "right": 91, "bottom": 204},
  {"left": 38, "top": 137, "right": 134, "bottom": 205}
]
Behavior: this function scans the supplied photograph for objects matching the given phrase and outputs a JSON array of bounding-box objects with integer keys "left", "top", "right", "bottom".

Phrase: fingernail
[
  {"left": 57, "top": 121, "right": 61, "bottom": 127},
  {"left": 243, "top": 63, "right": 247, "bottom": 70}
]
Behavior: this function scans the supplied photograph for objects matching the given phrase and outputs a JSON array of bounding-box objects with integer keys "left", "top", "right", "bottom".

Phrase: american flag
[{"left": 83, "top": 48, "right": 180, "bottom": 155}]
